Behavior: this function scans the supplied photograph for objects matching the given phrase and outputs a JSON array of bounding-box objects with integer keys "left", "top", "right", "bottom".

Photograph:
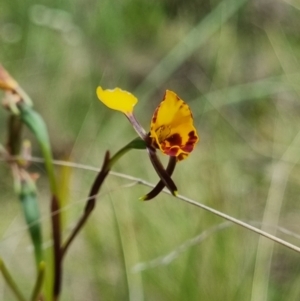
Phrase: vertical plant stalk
[
  {"left": 19, "top": 175, "right": 43, "bottom": 267},
  {"left": 0, "top": 258, "right": 27, "bottom": 301},
  {"left": 62, "top": 137, "right": 147, "bottom": 258},
  {"left": 31, "top": 261, "right": 46, "bottom": 301},
  {"left": 18, "top": 103, "right": 58, "bottom": 195},
  {"left": 1, "top": 66, "right": 56, "bottom": 300},
  {"left": 51, "top": 195, "right": 62, "bottom": 299},
  {"left": 6, "top": 104, "right": 43, "bottom": 271},
  {"left": 17, "top": 103, "right": 61, "bottom": 300},
  {"left": 7, "top": 110, "right": 43, "bottom": 266},
  {"left": 7, "top": 115, "right": 22, "bottom": 156},
  {"left": 61, "top": 151, "right": 111, "bottom": 258}
]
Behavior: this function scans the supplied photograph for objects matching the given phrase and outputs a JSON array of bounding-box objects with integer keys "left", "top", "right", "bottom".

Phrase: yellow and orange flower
[
  {"left": 96, "top": 86, "right": 199, "bottom": 199},
  {"left": 96, "top": 87, "right": 199, "bottom": 161},
  {"left": 149, "top": 90, "right": 198, "bottom": 161}
]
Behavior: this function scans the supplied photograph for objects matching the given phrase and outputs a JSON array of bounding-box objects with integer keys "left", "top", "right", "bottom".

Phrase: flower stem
[
  {"left": 0, "top": 257, "right": 27, "bottom": 301},
  {"left": 61, "top": 151, "right": 111, "bottom": 258},
  {"left": 107, "top": 137, "right": 146, "bottom": 169},
  {"left": 147, "top": 148, "right": 177, "bottom": 196},
  {"left": 51, "top": 194, "right": 62, "bottom": 299},
  {"left": 126, "top": 113, "right": 148, "bottom": 140},
  {"left": 62, "top": 138, "right": 146, "bottom": 257},
  {"left": 30, "top": 261, "right": 45, "bottom": 301},
  {"left": 141, "top": 156, "right": 176, "bottom": 200}
]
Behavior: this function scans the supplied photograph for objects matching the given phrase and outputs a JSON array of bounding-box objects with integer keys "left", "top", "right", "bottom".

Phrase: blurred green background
[{"left": 1, "top": 0, "right": 300, "bottom": 300}]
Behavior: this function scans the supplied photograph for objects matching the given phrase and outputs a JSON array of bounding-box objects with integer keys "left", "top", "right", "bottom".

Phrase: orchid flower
[{"left": 96, "top": 87, "right": 199, "bottom": 200}]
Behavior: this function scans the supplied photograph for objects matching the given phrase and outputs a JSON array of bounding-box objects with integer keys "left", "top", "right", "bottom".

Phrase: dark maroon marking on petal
[
  {"left": 175, "top": 95, "right": 180, "bottom": 101},
  {"left": 182, "top": 140, "right": 197, "bottom": 151},
  {"left": 181, "top": 130, "right": 198, "bottom": 152},
  {"left": 177, "top": 153, "right": 187, "bottom": 161},
  {"left": 182, "top": 144, "right": 194, "bottom": 152},
  {"left": 189, "top": 130, "right": 195, "bottom": 137},
  {"left": 177, "top": 154, "right": 183, "bottom": 161},
  {"left": 165, "top": 133, "right": 182, "bottom": 147},
  {"left": 164, "top": 146, "right": 180, "bottom": 156},
  {"left": 169, "top": 147, "right": 180, "bottom": 156},
  {"left": 151, "top": 105, "right": 160, "bottom": 124},
  {"left": 188, "top": 130, "right": 198, "bottom": 142}
]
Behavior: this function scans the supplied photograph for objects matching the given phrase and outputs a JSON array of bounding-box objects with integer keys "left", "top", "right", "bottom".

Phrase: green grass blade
[{"left": 134, "top": 0, "right": 248, "bottom": 100}]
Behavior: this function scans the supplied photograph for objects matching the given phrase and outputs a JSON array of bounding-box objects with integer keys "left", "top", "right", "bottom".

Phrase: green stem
[
  {"left": 0, "top": 257, "right": 27, "bottom": 301},
  {"left": 30, "top": 261, "right": 45, "bottom": 301},
  {"left": 107, "top": 137, "right": 146, "bottom": 169}
]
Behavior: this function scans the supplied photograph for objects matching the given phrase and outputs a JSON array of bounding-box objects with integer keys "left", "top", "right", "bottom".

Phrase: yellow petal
[
  {"left": 150, "top": 90, "right": 193, "bottom": 130},
  {"left": 96, "top": 86, "right": 138, "bottom": 114},
  {"left": 150, "top": 90, "right": 199, "bottom": 161}
]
